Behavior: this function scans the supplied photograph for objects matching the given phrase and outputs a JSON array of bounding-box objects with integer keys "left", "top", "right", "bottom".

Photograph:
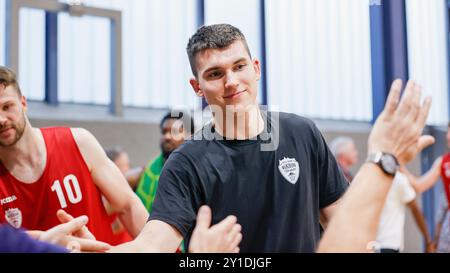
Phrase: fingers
[
  {"left": 396, "top": 80, "right": 418, "bottom": 118},
  {"left": 229, "top": 233, "right": 243, "bottom": 252},
  {"left": 57, "top": 209, "right": 96, "bottom": 240},
  {"left": 232, "top": 247, "right": 240, "bottom": 253},
  {"left": 67, "top": 240, "right": 81, "bottom": 253},
  {"left": 195, "top": 205, "right": 212, "bottom": 231},
  {"left": 416, "top": 97, "right": 432, "bottom": 129},
  {"left": 67, "top": 236, "right": 111, "bottom": 252},
  {"left": 57, "top": 209, "right": 74, "bottom": 223},
  {"left": 58, "top": 215, "right": 89, "bottom": 235},
  {"left": 417, "top": 135, "right": 435, "bottom": 153},
  {"left": 384, "top": 79, "right": 402, "bottom": 115},
  {"left": 214, "top": 215, "right": 238, "bottom": 233}
]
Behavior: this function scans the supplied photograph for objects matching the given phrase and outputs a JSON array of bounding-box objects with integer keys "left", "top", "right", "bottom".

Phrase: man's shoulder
[
  {"left": 271, "top": 111, "right": 318, "bottom": 138},
  {"left": 275, "top": 111, "right": 316, "bottom": 128}
]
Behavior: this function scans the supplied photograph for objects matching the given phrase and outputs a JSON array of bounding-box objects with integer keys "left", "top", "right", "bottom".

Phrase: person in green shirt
[{"left": 135, "top": 111, "right": 195, "bottom": 252}]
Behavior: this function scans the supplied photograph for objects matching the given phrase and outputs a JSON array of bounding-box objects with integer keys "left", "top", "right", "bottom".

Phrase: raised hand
[
  {"left": 189, "top": 206, "right": 242, "bottom": 253},
  {"left": 368, "top": 79, "right": 434, "bottom": 164}
]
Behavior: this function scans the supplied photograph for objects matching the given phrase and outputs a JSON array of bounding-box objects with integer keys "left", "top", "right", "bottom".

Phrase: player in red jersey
[
  {"left": 0, "top": 66, "right": 242, "bottom": 253},
  {"left": 401, "top": 122, "right": 450, "bottom": 252},
  {"left": 0, "top": 66, "right": 148, "bottom": 245}
]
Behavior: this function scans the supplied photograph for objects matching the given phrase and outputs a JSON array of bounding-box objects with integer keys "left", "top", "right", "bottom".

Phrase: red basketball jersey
[
  {"left": 0, "top": 127, "right": 116, "bottom": 244},
  {"left": 440, "top": 153, "right": 450, "bottom": 209}
]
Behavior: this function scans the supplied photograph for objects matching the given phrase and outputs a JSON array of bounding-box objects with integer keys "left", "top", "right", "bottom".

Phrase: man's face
[
  {"left": 345, "top": 142, "right": 359, "bottom": 166},
  {"left": 338, "top": 142, "right": 359, "bottom": 167},
  {"left": 160, "top": 118, "right": 186, "bottom": 156},
  {"left": 190, "top": 40, "right": 261, "bottom": 114},
  {"left": 0, "top": 85, "right": 27, "bottom": 147}
]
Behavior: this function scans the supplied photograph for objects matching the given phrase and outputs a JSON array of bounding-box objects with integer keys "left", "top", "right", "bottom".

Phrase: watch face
[{"left": 381, "top": 154, "right": 398, "bottom": 174}]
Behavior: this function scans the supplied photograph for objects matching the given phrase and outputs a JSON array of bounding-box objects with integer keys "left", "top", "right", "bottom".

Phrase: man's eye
[
  {"left": 236, "top": 64, "right": 246, "bottom": 70},
  {"left": 3, "top": 105, "right": 9, "bottom": 111},
  {"left": 208, "top": 71, "right": 221, "bottom": 78}
]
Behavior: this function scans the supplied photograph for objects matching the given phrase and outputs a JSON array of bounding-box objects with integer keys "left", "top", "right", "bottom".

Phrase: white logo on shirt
[
  {"left": 5, "top": 208, "right": 22, "bottom": 229},
  {"left": 278, "top": 157, "right": 299, "bottom": 184},
  {"left": 0, "top": 195, "right": 17, "bottom": 206},
  {"left": 444, "top": 163, "right": 450, "bottom": 178}
]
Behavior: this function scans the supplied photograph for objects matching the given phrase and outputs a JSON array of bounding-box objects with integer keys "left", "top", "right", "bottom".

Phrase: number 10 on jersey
[{"left": 51, "top": 174, "right": 83, "bottom": 208}]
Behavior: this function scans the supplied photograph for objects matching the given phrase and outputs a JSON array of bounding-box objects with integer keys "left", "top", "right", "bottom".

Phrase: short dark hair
[
  {"left": 105, "top": 146, "right": 124, "bottom": 162},
  {"left": 0, "top": 66, "right": 22, "bottom": 96},
  {"left": 186, "top": 24, "right": 252, "bottom": 77},
  {"left": 160, "top": 110, "right": 195, "bottom": 135}
]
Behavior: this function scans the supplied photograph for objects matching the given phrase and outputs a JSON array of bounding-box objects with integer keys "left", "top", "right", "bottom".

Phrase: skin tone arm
[
  {"left": 110, "top": 206, "right": 242, "bottom": 253},
  {"left": 401, "top": 157, "right": 442, "bottom": 194},
  {"left": 71, "top": 128, "right": 149, "bottom": 238},
  {"left": 318, "top": 79, "right": 434, "bottom": 252},
  {"left": 407, "top": 199, "right": 435, "bottom": 252},
  {"left": 320, "top": 200, "right": 341, "bottom": 229}
]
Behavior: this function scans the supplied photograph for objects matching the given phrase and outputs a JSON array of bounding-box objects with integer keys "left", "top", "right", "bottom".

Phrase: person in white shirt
[{"left": 375, "top": 171, "right": 433, "bottom": 253}]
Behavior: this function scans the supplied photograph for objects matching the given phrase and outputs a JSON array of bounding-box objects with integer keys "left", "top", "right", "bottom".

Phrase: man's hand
[
  {"left": 189, "top": 206, "right": 242, "bottom": 253},
  {"left": 56, "top": 209, "right": 96, "bottom": 240},
  {"left": 368, "top": 79, "right": 434, "bottom": 164},
  {"left": 39, "top": 215, "right": 111, "bottom": 252}
]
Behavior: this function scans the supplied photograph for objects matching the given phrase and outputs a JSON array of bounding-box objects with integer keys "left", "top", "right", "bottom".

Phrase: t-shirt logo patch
[
  {"left": 5, "top": 208, "right": 22, "bottom": 229},
  {"left": 278, "top": 157, "right": 299, "bottom": 184}
]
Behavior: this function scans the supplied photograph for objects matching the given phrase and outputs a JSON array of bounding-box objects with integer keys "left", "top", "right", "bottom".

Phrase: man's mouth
[
  {"left": 224, "top": 90, "right": 246, "bottom": 99},
  {"left": 0, "top": 127, "right": 13, "bottom": 136}
]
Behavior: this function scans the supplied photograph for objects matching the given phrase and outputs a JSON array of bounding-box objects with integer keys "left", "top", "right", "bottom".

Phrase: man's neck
[
  {"left": 0, "top": 126, "right": 45, "bottom": 170},
  {"left": 213, "top": 105, "right": 265, "bottom": 140}
]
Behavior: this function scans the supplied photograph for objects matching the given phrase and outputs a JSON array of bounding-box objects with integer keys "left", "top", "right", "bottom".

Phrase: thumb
[
  {"left": 417, "top": 135, "right": 435, "bottom": 152},
  {"left": 195, "top": 206, "right": 212, "bottom": 231}
]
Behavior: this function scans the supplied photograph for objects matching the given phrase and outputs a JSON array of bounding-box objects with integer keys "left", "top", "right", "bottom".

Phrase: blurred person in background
[{"left": 330, "top": 136, "right": 359, "bottom": 182}]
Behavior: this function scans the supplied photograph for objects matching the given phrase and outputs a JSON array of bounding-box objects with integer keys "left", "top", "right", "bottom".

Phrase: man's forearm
[
  {"left": 318, "top": 163, "right": 393, "bottom": 252},
  {"left": 118, "top": 197, "right": 149, "bottom": 238}
]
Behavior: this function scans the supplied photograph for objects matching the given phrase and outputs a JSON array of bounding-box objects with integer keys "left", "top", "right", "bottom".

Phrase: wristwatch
[{"left": 366, "top": 152, "right": 399, "bottom": 177}]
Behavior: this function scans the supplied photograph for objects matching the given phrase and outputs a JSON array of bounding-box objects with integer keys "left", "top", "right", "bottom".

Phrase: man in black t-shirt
[{"left": 111, "top": 24, "right": 347, "bottom": 253}]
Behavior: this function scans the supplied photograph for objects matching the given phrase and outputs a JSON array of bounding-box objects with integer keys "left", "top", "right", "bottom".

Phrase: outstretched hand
[
  {"left": 39, "top": 215, "right": 111, "bottom": 252},
  {"left": 368, "top": 79, "right": 434, "bottom": 164},
  {"left": 189, "top": 206, "right": 242, "bottom": 253}
]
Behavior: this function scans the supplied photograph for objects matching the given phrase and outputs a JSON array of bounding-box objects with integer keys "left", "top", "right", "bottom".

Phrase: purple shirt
[{"left": 0, "top": 224, "right": 67, "bottom": 253}]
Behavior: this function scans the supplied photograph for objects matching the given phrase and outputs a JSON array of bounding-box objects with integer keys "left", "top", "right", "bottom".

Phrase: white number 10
[{"left": 51, "top": 174, "right": 83, "bottom": 209}]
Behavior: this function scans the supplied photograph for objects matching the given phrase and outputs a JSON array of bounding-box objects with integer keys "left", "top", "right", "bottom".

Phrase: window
[
  {"left": 406, "top": 0, "right": 450, "bottom": 126},
  {"left": 265, "top": 0, "right": 373, "bottom": 121}
]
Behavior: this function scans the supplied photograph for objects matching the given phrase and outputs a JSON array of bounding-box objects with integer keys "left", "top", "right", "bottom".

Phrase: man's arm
[
  {"left": 318, "top": 79, "right": 434, "bottom": 252},
  {"left": 407, "top": 199, "right": 434, "bottom": 252},
  {"left": 401, "top": 157, "right": 442, "bottom": 194},
  {"left": 320, "top": 199, "right": 341, "bottom": 229},
  {"left": 110, "top": 206, "right": 242, "bottom": 253},
  {"left": 111, "top": 220, "right": 183, "bottom": 253},
  {"left": 71, "top": 128, "right": 148, "bottom": 237}
]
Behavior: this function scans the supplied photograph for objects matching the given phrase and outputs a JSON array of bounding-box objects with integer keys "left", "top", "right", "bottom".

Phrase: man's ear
[
  {"left": 253, "top": 59, "right": 261, "bottom": 81},
  {"left": 21, "top": 95, "right": 28, "bottom": 112},
  {"left": 190, "top": 78, "right": 204, "bottom": 97}
]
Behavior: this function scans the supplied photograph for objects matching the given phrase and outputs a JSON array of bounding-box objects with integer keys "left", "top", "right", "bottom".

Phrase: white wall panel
[
  {"left": 266, "top": 0, "right": 373, "bottom": 121},
  {"left": 406, "top": 0, "right": 449, "bottom": 126}
]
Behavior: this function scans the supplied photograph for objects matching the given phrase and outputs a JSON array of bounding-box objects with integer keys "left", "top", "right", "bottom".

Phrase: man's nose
[{"left": 224, "top": 72, "right": 239, "bottom": 90}]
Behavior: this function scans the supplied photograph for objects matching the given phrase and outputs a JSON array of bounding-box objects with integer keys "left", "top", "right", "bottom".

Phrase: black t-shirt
[{"left": 149, "top": 111, "right": 348, "bottom": 253}]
